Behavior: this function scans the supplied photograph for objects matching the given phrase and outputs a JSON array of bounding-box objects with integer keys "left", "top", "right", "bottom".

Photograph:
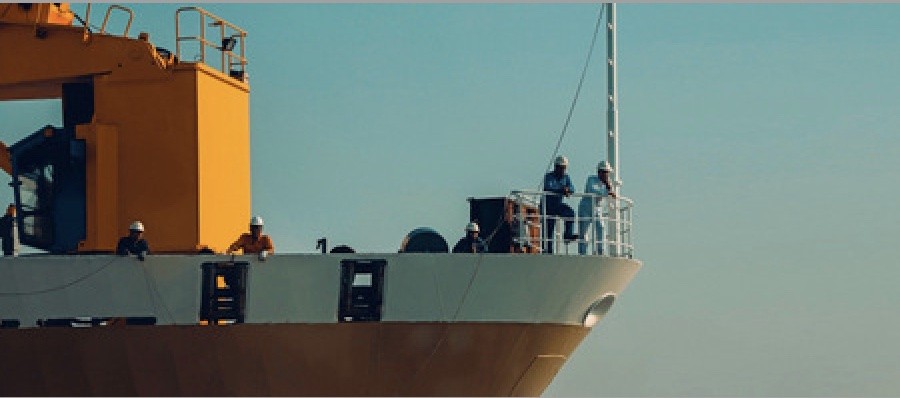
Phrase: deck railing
[
  {"left": 175, "top": 7, "right": 248, "bottom": 79},
  {"left": 73, "top": 4, "right": 134, "bottom": 41},
  {"left": 509, "top": 190, "right": 634, "bottom": 258}
]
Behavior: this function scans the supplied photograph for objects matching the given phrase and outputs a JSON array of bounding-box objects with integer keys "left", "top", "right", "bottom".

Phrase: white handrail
[{"left": 509, "top": 189, "right": 634, "bottom": 258}]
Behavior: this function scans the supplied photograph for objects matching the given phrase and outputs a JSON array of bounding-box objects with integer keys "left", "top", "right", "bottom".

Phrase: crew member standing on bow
[
  {"left": 578, "top": 160, "right": 617, "bottom": 255},
  {"left": 542, "top": 155, "right": 579, "bottom": 253},
  {"left": 117, "top": 221, "right": 150, "bottom": 260},
  {"left": 227, "top": 215, "right": 275, "bottom": 259}
]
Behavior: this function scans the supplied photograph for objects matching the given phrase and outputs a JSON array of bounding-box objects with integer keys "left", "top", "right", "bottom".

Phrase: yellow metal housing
[{"left": 0, "top": 5, "right": 251, "bottom": 253}]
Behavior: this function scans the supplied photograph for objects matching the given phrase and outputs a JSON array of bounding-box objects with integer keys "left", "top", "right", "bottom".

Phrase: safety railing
[
  {"left": 175, "top": 7, "right": 248, "bottom": 80},
  {"left": 508, "top": 190, "right": 634, "bottom": 258},
  {"left": 100, "top": 5, "right": 133, "bottom": 36},
  {"left": 74, "top": 4, "right": 134, "bottom": 41}
]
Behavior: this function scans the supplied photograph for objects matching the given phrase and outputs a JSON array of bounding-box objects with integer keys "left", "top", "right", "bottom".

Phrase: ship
[{"left": 0, "top": 3, "right": 641, "bottom": 396}]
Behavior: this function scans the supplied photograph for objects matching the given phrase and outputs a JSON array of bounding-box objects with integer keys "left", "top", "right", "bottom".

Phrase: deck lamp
[{"left": 220, "top": 36, "right": 237, "bottom": 52}]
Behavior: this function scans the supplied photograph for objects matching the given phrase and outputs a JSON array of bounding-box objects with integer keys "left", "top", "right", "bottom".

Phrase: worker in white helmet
[
  {"left": 541, "top": 155, "right": 579, "bottom": 253},
  {"left": 452, "top": 221, "right": 487, "bottom": 254},
  {"left": 116, "top": 221, "right": 149, "bottom": 260},
  {"left": 227, "top": 215, "right": 275, "bottom": 259},
  {"left": 578, "top": 161, "right": 617, "bottom": 255}
]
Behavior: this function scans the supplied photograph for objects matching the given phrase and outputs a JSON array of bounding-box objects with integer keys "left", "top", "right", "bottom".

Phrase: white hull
[{"left": 0, "top": 253, "right": 640, "bottom": 327}]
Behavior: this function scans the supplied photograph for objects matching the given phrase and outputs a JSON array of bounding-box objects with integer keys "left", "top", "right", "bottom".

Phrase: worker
[
  {"left": 227, "top": 215, "right": 275, "bottom": 260},
  {"left": 542, "top": 155, "right": 579, "bottom": 253},
  {"left": 578, "top": 161, "right": 617, "bottom": 255},
  {"left": 0, "top": 204, "right": 16, "bottom": 256},
  {"left": 452, "top": 222, "right": 487, "bottom": 254},
  {"left": 116, "top": 221, "right": 149, "bottom": 260}
]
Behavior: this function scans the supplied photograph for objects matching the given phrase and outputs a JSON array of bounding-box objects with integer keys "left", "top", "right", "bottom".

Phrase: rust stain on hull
[{"left": 0, "top": 323, "right": 589, "bottom": 396}]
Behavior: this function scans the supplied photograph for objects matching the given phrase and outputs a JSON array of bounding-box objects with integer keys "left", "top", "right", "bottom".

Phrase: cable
[
  {"left": 140, "top": 262, "right": 177, "bottom": 324},
  {"left": 0, "top": 256, "right": 118, "bottom": 296},
  {"left": 540, "top": 4, "right": 606, "bottom": 188},
  {"left": 70, "top": 12, "right": 93, "bottom": 34},
  {"left": 406, "top": 247, "right": 486, "bottom": 394}
]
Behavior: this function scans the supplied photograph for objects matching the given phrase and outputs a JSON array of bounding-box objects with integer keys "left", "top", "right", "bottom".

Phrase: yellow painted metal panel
[
  {"left": 0, "top": 25, "right": 168, "bottom": 96},
  {"left": 2, "top": 14, "right": 251, "bottom": 253},
  {"left": 196, "top": 65, "right": 251, "bottom": 252},
  {"left": 76, "top": 123, "right": 119, "bottom": 251},
  {"left": 0, "top": 3, "right": 73, "bottom": 26},
  {"left": 91, "top": 71, "right": 201, "bottom": 253}
]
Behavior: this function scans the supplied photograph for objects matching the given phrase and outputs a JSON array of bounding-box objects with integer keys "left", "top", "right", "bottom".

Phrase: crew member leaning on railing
[
  {"left": 452, "top": 222, "right": 487, "bottom": 254},
  {"left": 227, "top": 215, "right": 275, "bottom": 261},
  {"left": 117, "top": 221, "right": 149, "bottom": 261}
]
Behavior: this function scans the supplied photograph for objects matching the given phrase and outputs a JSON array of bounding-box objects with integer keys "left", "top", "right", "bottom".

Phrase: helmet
[
  {"left": 250, "top": 216, "right": 264, "bottom": 226},
  {"left": 129, "top": 221, "right": 145, "bottom": 232},
  {"left": 465, "top": 222, "right": 480, "bottom": 233},
  {"left": 597, "top": 161, "right": 612, "bottom": 172},
  {"left": 554, "top": 155, "right": 569, "bottom": 167}
]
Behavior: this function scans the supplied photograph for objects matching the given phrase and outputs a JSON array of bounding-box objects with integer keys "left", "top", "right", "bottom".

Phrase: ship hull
[
  {"left": 0, "top": 322, "right": 588, "bottom": 397},
  {"left": 0, "top": 253, "right": 640, "bottom": 396}
]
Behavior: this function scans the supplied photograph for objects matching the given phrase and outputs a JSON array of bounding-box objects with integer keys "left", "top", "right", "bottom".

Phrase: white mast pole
[
  {"left": 606, "top": 3, "right": 621, "bottom": 256},
  {"left": 606, "top": 3, "right": 619, "bottom": 185}
]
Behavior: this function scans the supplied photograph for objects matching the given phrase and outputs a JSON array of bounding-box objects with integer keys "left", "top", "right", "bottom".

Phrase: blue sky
[{"left": 2, "top": 3, "right": 899, "bottom": 396}]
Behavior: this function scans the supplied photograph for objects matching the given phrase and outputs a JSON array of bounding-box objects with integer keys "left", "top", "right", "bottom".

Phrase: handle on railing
[{"left": 100, "top": 4, "right": 133, "bottom": 37}]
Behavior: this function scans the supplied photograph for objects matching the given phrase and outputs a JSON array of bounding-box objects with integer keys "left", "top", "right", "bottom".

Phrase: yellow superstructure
[
  {"left": 0, "top": 3, "right": 74, "bottom": 26},
  {"left": 0, "top": 4, "right": 250, "bottom": 253}
]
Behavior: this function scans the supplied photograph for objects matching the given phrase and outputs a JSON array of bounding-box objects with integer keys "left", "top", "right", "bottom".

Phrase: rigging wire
[
  {"left": 140, "top": 262, "right": 177, "bottom": 324},
  {"left": 540, "top": 4, "right": 606, "bottom": 188},
  {"left": 0, "top": 256, "right": 118, "bottom": 297}
]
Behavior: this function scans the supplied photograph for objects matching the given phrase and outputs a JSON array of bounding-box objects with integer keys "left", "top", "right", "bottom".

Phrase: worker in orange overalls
[{"left": 227, "top": 215, "right": 275, "bottom": 260}]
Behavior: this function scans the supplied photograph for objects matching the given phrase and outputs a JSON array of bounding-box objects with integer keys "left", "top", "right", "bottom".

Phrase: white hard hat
[
  {"left": 129, "top": 221, "right": 144, "bottom": 232},
  {"left": 597, "top": 161, "right": 612, "bottom": 172},
  {"left": 250, "top": 216, "right": 264, "bottom": 226},
  {"left": 554, "top": 155, "right": 569, "bottom": 166},
  {"left": 465, "top": 222, "right": 479, "bottom": 232}
]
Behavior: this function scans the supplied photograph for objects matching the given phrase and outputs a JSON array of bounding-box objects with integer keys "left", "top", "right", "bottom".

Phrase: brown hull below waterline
[{"left": 0, "top": 322, "right": 590, "bottom": 396}]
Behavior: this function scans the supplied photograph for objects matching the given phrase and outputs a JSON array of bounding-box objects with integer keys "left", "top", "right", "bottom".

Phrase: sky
[{"left": 2, "top": 3, "right": 900, "bottom": 396}]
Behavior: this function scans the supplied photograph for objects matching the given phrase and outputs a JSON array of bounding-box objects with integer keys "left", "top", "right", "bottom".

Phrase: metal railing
[
  {"left": 100, "top": 5, "right": 133, "bottom": 36},
  {"left": 175, "top": 7, "right": 248, "bottom": 78},
  {"left": 509, "top": 190, "right": 634, "bottom": 258},
  {"left": 74, "top": 4, "right": 134, "bottom": 41}
]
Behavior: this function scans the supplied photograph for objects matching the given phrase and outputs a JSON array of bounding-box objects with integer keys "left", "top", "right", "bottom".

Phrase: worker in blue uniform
[
  {"left": 542, "top": 155, "right": 579, "bottom": 253},
  {"left": 452, "top": 222, "right": 487, "bottom": 254},
  {"left": 116, "top": 221, "right": 150, "bottom": 260},
  {"left": 0, "top": 204, "right": 15, "bottom": 256}
]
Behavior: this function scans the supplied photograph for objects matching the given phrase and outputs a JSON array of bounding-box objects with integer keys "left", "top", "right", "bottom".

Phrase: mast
[
  {"left": 606, "top": 3, "right": 619, "bottom": 190},
  {"left": 605, "top": 3, "right": 621, "bottom": 256}
]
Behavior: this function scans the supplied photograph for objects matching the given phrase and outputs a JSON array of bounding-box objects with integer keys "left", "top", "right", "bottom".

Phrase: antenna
[
  {"left": 605, "top": 3, "right": 622, "bottom": 256},
  {"left": 606, "top": 3, "right": 619, "bottom": 190}
]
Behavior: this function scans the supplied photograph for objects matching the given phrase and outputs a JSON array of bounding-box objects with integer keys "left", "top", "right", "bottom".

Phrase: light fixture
[{"left": 220, "top": 36, "right": 237, "bottom": 52}]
